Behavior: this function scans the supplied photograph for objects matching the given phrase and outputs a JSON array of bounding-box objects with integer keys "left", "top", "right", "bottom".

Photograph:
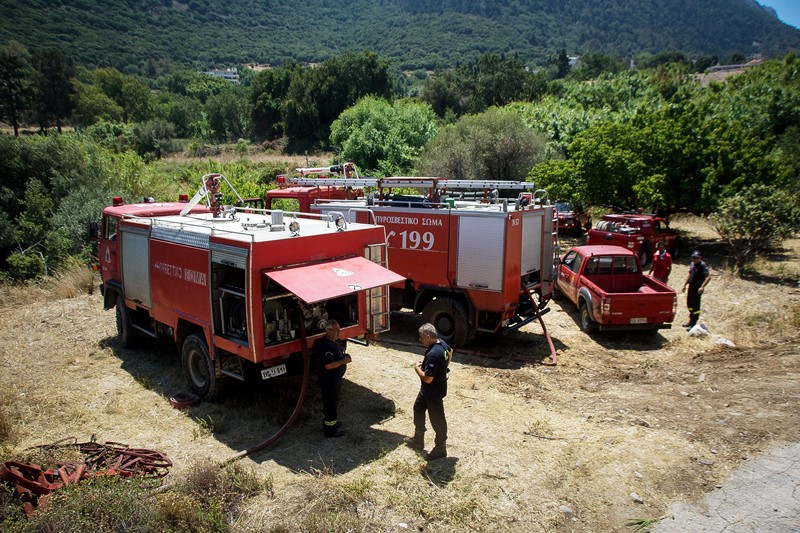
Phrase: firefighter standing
[
  {"left": 405, "top": 323, "right": 451, "bottom": 460},
  {"left": 682, "top": 251, "right": 711, "bottom": 329},
  {"left": 648, "top": 240, "right": 673, "bottom": 284},
  {"left": 313, "top": 320, "right": 350, "bottom": 438}
]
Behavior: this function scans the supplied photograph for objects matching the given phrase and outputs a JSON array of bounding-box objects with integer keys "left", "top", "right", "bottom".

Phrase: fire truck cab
[{"left": 97, "top": 174, "right": 403, "bottom": 400}]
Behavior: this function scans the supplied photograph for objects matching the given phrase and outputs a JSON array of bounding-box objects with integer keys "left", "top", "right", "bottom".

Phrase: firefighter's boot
[
  {"left": 426, "top": 445, "right": 447, "bottom": 460},
  {"left": 404, "top": 432, "right": 424, "bottom": 451}
]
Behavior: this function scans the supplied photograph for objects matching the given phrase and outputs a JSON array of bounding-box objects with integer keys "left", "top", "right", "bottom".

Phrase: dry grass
[{"left": 0, "top": 215, "right": 798, "bottom": 531}]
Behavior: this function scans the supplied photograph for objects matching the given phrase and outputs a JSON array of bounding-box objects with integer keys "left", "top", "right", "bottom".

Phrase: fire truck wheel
[
  {"left": 115, "top": 295, "right": 137, "bottom": 348},
  {"left": 579, "top": 303, "right": 597, "bottom": 333},
  {"left": 182, "top": 334, "right": 218, "bottom": 401},
  {"left": 638, "top": 244, "right": 651, "bottom": 269},
  {"left": 422, "top": 297, "right": 470, "bottom": 348}
]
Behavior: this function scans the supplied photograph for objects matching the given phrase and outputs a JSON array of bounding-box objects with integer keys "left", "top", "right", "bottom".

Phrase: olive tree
[
  {"left": 710, "top": 184, "right": 800, "bottom": 277},
  {"left": 415, "top": 107, "right": 548, "bottom": 182}
]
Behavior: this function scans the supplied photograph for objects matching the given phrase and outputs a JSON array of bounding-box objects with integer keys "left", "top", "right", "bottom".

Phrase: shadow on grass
[
  {"left": 380, "top": 310, "right": 569, "bottom": 370},
  {"left": 101, "top": 334, "right": 406, "bottom": 474}
]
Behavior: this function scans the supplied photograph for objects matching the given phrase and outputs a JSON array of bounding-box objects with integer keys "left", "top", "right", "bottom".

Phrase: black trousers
[
  {"left": 413, "top": 390, "right": 447, "bottom": 447},
  {"left": 320, "top": 380, "right": 341, "bottom": 433},
  {"left": 687, "top": 287, "right": 702, "bottom": 326}
]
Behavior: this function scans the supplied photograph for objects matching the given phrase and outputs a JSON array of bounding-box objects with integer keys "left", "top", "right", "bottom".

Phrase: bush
[
  {"left": 25, "top": 477, "right": 159, "bottom": 532},
  {"left": 6, "top": 252, "right": 46, "bottom": 280}
]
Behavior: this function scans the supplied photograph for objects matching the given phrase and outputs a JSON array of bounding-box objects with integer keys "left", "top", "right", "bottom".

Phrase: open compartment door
[{"left": 264, "top": 256, "right": 405, "bottom": 304}]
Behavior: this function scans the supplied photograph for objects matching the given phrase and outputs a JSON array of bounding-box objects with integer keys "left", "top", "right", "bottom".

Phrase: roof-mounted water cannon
[{"left": 180, "top": 173, "right": 245, "bottom": 218}]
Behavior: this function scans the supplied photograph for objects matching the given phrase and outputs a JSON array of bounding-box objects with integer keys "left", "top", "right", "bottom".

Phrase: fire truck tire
[
  {"left": 422, "top": 297, "right": 470, "bottom": 348},
  {"left": 579, "top": 303, "right": 596, "bottom": 333},
  {"left": 182, "top": 334, "right": 218, "bottom": 401},
  {"left": 115, "top": 295, "right": 137, "bottom": 348},
  {"left": 638, "top": 244, "right": 651, "bottom": 268}
]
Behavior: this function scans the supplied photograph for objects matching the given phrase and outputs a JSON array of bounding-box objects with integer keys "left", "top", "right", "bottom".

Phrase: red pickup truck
[
  {"left": 585, "top": 213, "right": 679, "bottom": 267},
  {"left": 556, "top": 245, "right": 677, "bottom": 333}
]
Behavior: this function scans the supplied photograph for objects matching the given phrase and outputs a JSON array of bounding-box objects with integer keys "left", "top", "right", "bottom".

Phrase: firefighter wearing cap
[
  {"left": 313, "top": 320, "right": 351, "bottom": 438},
  {"left": 682, "top": 251, "right": 710, "bottom": 328}
]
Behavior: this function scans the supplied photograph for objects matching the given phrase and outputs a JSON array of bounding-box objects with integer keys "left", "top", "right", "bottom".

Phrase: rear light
[
  {"left": 601, "top": 298, "right": 610, "bottom": 315},
  {"left": 112, "top": 196, "right": 124, "bottom": 206},
  {"left": 672, "top": 295, "right": 678, "bottom": 315},
  {"left": 179, "top": 194, "right": 189, "bottom": 202}
]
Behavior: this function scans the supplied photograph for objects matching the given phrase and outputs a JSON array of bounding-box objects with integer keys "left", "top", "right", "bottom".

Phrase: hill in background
[{"left": 1, "top": 0, "right": 799, "bottom": 72}]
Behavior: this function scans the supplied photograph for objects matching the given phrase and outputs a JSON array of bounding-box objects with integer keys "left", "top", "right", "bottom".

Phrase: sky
[{"left": 757, "top": 0, "right": 800, "bottom": 29}]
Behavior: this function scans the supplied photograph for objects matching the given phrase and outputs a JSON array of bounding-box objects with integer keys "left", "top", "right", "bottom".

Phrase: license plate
[
  {"left": 261, "top": 363, "right": 287, "bottom": 380},
  {"left": 629, "top": 317, "right": 647, "bottom": 324}
]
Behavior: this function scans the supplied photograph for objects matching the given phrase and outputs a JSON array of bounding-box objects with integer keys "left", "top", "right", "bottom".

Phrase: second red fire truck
[{"left": 267, "top": 168, "right": 559, "bottom": 348}]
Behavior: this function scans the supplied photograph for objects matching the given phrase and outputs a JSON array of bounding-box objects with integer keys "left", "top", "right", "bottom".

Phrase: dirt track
[{"left": 1, "top": 229, "right": 799, "bottom": 531}]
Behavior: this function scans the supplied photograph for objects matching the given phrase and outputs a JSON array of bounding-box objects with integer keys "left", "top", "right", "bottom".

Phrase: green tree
[
  {"left": 283, "top": 51, "right": 392, "bottom": 148},
  {"left": 710, "top": 184, "right": 800, "bottom": 277},
  {"left": 70, "top": 79, "right": 124, "bottom": 127},
  {"left": 420, "top": 68, "right": 465, "bottom": 118},
  {"left": 459, "top": 53, "right": 532, "bottom": 113},
  {"left": 93, "top": 67, "right": 152, "bottom": 122},
  {"left": 250, "top": 62, "right": 300, "bottom": 139},
  {"left": 415, "top": 107, "right": 548, "bottom": 182},
  {"left": 154, "top": 92, "right": 206, "bottom": 138},
  {"left": 205, "top": 85, "right": 252, "bottom": 141},
  {"left": 133, "top": 119, "right": 178, "bottom": 160},
  {"left": 31, "top": 48, "right": 74, "bottom": 133},
  {"left": 0, "top": 40, "right": 35, "bottom": 136},
  {"left": 330, "top": 96, "right": 437, "bottom": 176},
  {"left": 571, "top": 52, "right": 624, "bottom": 81}
]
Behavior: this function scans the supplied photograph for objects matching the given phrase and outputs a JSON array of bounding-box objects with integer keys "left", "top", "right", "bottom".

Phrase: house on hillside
[{"left": 202, "top": 68, "right": 239, "bottom": 84}]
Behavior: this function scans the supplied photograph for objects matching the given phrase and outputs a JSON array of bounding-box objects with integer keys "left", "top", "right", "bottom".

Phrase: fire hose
[
  {"left": 222, "top": 309, "right": 311, "bottom": 465},
  {"left": 0, "top": 436, "right": 172, "bottom": 516}
]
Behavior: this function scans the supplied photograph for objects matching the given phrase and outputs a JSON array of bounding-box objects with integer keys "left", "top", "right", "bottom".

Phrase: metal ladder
[{"left": 365, "top": 242, "right": 392, "bottom": 334}]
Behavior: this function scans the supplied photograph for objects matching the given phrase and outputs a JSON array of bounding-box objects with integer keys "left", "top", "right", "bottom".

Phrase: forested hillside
[{"left": 1, "top": 0, "right": 798, "bottom": 72}]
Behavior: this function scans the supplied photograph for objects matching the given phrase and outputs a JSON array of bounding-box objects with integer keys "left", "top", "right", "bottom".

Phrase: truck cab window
[
  {"left": 104, "top": 217, "right": 118, "bottom": 241},
  {"left": 563, "top": 251, "right": 582, "bottom": 274}
]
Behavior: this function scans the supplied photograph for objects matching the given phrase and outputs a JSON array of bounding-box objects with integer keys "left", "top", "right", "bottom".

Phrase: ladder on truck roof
[{"left": 289, "top": 176, "right": 538, "bottom": 190}]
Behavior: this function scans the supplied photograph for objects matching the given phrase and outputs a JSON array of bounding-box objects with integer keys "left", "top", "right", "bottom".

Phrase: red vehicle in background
[
  {"left": 268, "top": 163, "right": 363, "bottom": 212},
  {"left": 586, "top": 212, "right": 679, "bottom": 267},
  {"left": 554, "top": 200, "right": 589, "bottom": 235},
  {"left": 556, "top": 245, "right": 677, "bottom": 333}
]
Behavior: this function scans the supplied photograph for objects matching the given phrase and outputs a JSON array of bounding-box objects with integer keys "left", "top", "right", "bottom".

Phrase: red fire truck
[
  {"left": 94, "top": 173, "right": 403, "bottom": 400},
  {"left": 267, "top": 173, "right": 558, "bottom": 349}
]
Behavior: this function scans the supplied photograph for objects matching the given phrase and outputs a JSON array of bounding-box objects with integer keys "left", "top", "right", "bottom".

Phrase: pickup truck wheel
[
  {"left": 422, "top": 297, "right": 470, "bottom": 348},
  {"left": 182, "top": 333, "right": 218, "bottom": 401},
  {"left": 638, "top": 244, "right": 651, "bottom": 268},
  {"left": 579, "top": 303, "right": 597, "bottom": 333},
  {"left": 115, "top": 295, "right": 137, "bottom": 348}
]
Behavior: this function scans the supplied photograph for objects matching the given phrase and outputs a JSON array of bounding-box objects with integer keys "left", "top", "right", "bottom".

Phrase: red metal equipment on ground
[
  {"left": 94, "top": 173, "right": 403, "bottom": 400},
  {"left": 266, "top": 170, "right": 559, "bottom": 354}
]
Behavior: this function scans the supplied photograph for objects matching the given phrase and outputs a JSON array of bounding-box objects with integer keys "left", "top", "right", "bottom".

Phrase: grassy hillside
[{"left": 0, "top": 0, "right": 798, "bottom": 72}]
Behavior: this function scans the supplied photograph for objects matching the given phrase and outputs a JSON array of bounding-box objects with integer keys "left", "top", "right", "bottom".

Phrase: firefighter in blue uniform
[{"left": 313, "top": 320, "right": 350, "bottom": 438}]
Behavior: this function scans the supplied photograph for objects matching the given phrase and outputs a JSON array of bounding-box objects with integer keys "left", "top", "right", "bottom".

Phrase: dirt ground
[{"left": 1, "top": 217, "right": 799, "bottom": 532}]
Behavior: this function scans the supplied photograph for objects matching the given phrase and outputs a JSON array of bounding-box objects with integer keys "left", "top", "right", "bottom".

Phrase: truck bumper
[{"left": 596, "top": 322, "right": 672, "bottom": 332}]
